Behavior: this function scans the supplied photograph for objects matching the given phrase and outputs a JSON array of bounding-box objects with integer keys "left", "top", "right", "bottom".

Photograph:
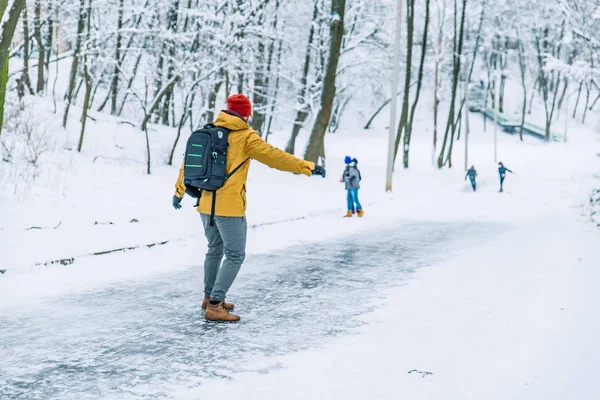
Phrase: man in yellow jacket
[{"left": 173, "top": 94, "right": 326, "bottom": 322}]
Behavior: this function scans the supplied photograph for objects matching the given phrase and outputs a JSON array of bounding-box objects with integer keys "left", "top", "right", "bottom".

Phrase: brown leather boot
[
  {"left": 344, "top": 211, "right": 353, "bottom": 217},
  {"left": 357, "top": 209, "right": 364, "bottom": 217},
  {"left": 202, "top": 296, "right": 234, "bottom": 311},
  {"left": 205, "top": 302, "right": 240, "bottom": 322}
]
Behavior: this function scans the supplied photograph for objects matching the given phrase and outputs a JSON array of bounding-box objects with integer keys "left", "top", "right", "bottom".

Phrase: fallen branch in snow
[
  {"left": 408, "top": 369, "right": 433, "bottom": 378},
  {"left": 117, "top": 120, "right": 136, "bottom": 127},
  {"left": 24, "top": 221, "right": 62, "bottom": 231},
  {"left": 36, "top": 240, "right": 170, "bottom": 267}
]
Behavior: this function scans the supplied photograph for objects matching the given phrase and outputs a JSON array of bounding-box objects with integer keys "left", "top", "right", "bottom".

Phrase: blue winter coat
[
  {"left": 498, "top": 167, "right": 513, "bottom": 177},
  {"left": 465, "top": 169, "right": 477, "bottom": 180}
]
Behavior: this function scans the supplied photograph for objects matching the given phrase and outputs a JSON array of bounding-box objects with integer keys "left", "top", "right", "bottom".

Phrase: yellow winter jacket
[{"left": 174, "top": 111, "right": 315, "bottom": 217}]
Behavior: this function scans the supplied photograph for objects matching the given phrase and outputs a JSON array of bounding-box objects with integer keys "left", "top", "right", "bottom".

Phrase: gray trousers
[{"left": 200, "top": 214, "right": 247, "bottom": 302}]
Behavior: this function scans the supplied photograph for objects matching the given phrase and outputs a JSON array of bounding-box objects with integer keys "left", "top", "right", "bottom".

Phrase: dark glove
[
  {"left": 312, "top": 165, "right": 326, "bottom": 178},
  {"left": 172, "top": 195, "right": 183, "bottom": 210}
]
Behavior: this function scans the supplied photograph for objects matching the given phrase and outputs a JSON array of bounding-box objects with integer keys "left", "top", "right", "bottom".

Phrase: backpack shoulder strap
[{"left": 225, "top": 158, "right": 250, "bottom": 180}]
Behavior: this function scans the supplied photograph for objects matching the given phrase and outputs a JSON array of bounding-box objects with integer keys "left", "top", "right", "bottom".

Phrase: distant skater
[
  {"left": 465, "top": 166, "right": 477, "bottom": 191},
  {"left": 341, "top": 156, "right": 364, "bottom": 217},
  {"left": 498, "top": 162, "right": 513, "bottom": 193}
]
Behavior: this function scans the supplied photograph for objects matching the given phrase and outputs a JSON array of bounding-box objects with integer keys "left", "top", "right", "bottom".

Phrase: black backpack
[{"left": 183, "top": 124, "right": 248, "bottom": 225}]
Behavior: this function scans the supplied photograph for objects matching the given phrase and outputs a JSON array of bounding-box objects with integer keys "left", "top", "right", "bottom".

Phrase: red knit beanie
[{"left": 226, "top": 94, "right": 252, "bottom": 117}]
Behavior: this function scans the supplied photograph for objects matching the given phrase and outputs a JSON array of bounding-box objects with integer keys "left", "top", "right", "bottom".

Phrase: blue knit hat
[{"left": 344, "top": 156, "right": 352, "bottom": 164}]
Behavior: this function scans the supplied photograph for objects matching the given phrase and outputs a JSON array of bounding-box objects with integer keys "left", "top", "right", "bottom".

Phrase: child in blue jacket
[{"left": 340, "top": 156, "right": 363, "bottom": 217}]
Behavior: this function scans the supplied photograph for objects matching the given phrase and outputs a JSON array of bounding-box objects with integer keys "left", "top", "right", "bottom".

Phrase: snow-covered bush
[{"left": 0, "top": 94, "right": 66, "bottom": 200}]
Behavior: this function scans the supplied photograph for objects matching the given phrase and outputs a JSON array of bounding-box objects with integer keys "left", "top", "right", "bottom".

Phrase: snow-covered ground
[{"left": 1, "top": 94, "right": 599, "bottom": 399}]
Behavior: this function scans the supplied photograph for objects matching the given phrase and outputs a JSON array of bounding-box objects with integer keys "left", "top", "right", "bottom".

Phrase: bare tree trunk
[
  {"left": 169, "top": 73, "right": 208, "bottom": 165},
  {"left": 587, "top": 89, "right": 600, "bottom": 111},
  {"left": 98, "top": 0, "right": 150, "bottom": 113},
  {"left": 141, "top": 75, "right": 180, "bottom": 132},
  {"left": 204, "top": 71, "right": 223, "bottom": 123},
  {"left": 265, "top": 15, "right": 284, "bottom": 143},
  {"left": 286, "top": 0, "right": 318, "bottom": 154},
  {"left": 237, "top": 72, "right": 244, "bottom": 94},
  {"left": 257, "top": 0, "right": 281, "bottom": 137},
  {"left": 572, "top": 81, "right": 583, "bottom": 119},
  {"left": 534, "top": 32, "right": 551, "bottom": 138},
  {"left": 402, "top": 0, "right": 430, "bottom": 168},
  {"left": 78, "top": 0, "right": 93, "bottom": 153},
  {"left": 304, "top": 0, "right": 346, "bottom": 164},
  {"left": 582, "top": 81, "right": 591, "bottom": 124},
  {"left": 517, "top": 30, "right": 526, "bottom": 141},
  {"left": 328, "top": 88, "right": 351, "bottom": 133},
  {"left": 110, "top": 0, "right": 125, "bottom": 115},
  {"left": 153, "top": 53, "right": 165, "bottom": 124},
  {"left": 144, "top": 126, "right": 152, "bottom": 175},
  {"left": 438, "top": 0, "right": 466, "bottom": 168},
  {"left": 20, "top": 6, "right": 34, "bottom": 96},
  {"left": 393, "top": 0, "right": 415, "bottom": 165},
  {"left": 498, "top": 44, "right": 508, "bottom": 113},
  {"left": 169, "top": 94, "right": 193, "bottom": 166},
  {"left": 252, "top": 4, "right": 272, "bottom": 136},
  {"left": 34, "top": 0, "right": 45, "bottom": 93},
  {"left": 0, "top": 0, "right": 27, "bottom": 138},
  {"left": 63, "top": 0, "right": 86, "bottom": 128},
  {"left": 159, "top": 0, "right": 179, "bottom": 126},
  {"left": 547, "top": 70, "right": 562, "bottom": 136},
  {"left": 528, "top": 79, "right": 537, "bottom": 114},
  {"left": 117, "top": 52, "right": 143, "bottom": 116},
  {"left": 535, "top": 22, "right": 564, "bottom": 139},
  {"left": 482, "top": 49, "right": 492, "bottom": 131},
  {"left": 0, "top": 0, "right": 27, "bottom": 71},
  {"left": 556, "top": 77, "right": 568, "bottom": 116},
  {"left": 44, "top": 0, "right": 53, "bottom": 92},
  {"left": 433, "top": 40, "right": 440, "bottom": 163},
  {"left": 365, "top": 98, "right": 391, "bottom": 130},
  {"left": 225, "top": 71, "right": 231, "bottom": 97},
  {"left": 252, "top": 39, "right": 268, "bottom": 134}
]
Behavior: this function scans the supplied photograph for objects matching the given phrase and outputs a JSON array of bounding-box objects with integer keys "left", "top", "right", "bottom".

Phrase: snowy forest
[{"left": 0, "top": 0, "right": 599, "bottom": 176}]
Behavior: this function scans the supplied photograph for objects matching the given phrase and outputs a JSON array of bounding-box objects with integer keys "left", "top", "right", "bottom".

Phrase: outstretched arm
[
  {"left": 246, "top": 132, "right": 314, "bottom": 176},
  {"left": 174, "top": 163, "right": 186, "bottom": 197}
]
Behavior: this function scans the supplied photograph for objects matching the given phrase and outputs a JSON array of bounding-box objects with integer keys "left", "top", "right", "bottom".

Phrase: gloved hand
[
  {"left": 172, "top": 195, "right": 183, "bottom": 210},
  {"left": 312, "top": 165, "right": 326, "bottom": 178}
]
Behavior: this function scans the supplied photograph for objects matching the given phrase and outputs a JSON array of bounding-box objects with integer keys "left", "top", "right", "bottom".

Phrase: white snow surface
[{"left": 1, "top": 95, "right": 600, "bottom": 399}]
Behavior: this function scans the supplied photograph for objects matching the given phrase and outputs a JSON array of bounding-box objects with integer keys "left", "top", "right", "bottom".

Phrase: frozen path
[
  {"left": 0, "top": 221, "right": 498, "bottom": 399},
  {"left": 193, "top": 213, "right": 600, "bottom": 400}
]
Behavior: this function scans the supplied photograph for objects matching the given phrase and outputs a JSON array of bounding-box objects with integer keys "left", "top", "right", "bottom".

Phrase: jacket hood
[{"left": 214, "top": 110, "right": 250, "bottom": 131}]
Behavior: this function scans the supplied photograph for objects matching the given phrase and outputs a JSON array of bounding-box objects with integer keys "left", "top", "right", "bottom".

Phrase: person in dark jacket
[
  {"left": 465, "top": 166, "right": 477, "bottom": 191},
  {"left": 498, "top": 162, "right": 513, "bottom": 192},
  {"left": 340, "top": 156, "right": 363, "bottom": 217}
]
